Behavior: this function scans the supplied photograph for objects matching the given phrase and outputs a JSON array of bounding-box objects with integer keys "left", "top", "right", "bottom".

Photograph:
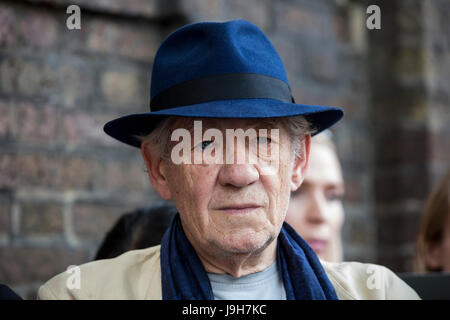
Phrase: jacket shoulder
[
  {"left": 321, "top": 260, "right": 421, "bottom": 300},
  {"left": 37, "top": 245, "right": 162, "bottom": 300}
]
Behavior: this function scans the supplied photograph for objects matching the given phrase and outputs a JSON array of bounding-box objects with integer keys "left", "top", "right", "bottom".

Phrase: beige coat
[{"left": 37, "top": 245, "right": 420, "bottom": 300}]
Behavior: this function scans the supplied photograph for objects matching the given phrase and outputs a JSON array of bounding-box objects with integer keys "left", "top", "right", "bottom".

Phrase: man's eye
[
  {"left": 257, "top": 136, "right": 271, "bottom": 144},
  {"left": 199, "top": 140, "right": 213, "bottom": 150}
]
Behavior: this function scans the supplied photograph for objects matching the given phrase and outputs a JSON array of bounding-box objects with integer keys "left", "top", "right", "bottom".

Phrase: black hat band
[{"left": 150, "top": 73, "right": 295, "bottom": 111}]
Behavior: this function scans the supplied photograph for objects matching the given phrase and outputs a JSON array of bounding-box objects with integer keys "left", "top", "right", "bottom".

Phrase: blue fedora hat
[{"left": 104, "top": 19, "right": 343, "bottom": 148}]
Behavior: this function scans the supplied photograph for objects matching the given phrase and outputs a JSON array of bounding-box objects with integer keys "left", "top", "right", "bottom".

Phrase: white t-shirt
[{"left": 207, "top": 261, "right": 287, "bottom": 300}]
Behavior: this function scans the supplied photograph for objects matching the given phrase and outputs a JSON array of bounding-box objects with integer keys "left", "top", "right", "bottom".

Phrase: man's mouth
[{"left": 217, "top": 204, "right": 262, "bottom": 214}]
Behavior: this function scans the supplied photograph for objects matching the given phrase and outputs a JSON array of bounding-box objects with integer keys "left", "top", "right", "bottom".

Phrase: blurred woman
[
  {"left": 415, "top": 170, "right": 450, "bottom": 273},
  {"left": 285, "top": 131, "right": 345, "bottom": 262}
]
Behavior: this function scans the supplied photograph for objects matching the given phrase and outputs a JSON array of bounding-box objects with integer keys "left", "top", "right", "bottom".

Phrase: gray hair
[{"left": 137, "top": 116, "right": 315, "bottom": 161}]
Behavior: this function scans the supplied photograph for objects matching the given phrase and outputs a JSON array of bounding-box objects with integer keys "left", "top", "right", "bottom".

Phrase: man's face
[{"left": 148, "top": 118, "right": 308, "bottom": 256}]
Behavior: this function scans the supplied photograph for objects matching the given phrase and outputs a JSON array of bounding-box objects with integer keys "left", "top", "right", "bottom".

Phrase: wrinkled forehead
[{"left": 169, "top": 117, "right": 285, "bottom": 132}]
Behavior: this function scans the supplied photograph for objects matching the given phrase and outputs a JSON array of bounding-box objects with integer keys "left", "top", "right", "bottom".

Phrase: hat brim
[{"left": 104, "top": 98, "right": 344, "bottom": 148}]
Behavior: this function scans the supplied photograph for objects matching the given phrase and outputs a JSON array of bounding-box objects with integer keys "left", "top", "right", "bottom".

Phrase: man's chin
[{"left": 219, "top": 232, "right": 274, "bottom": 254}]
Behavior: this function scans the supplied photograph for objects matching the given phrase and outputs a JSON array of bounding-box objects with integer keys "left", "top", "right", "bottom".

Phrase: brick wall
[
  {"left": 367, "top": 0, "right": 450, "bottom": 271},
  {"left": 0, "top": 0, "right": 448, "bottom": 299},
  {"left": 0, "top": 0, "right": 180, "bottom": 298}
]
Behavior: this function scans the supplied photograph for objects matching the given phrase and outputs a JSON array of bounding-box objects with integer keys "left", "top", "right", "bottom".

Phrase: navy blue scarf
[{"left": 160, "top": 214, "right": 338, "bottom": 300}]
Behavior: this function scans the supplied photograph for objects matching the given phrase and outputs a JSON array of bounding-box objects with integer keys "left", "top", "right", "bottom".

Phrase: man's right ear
[{"left": 141, "top": 142, "right": 172, "bottom": 200}]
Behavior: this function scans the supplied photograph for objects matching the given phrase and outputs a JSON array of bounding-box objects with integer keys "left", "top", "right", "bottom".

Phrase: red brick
[
  {"left": 1, "top": 152, "right": 148, "bottom": 192},
  {"left": 60, "top": 155, "right": 97, "bottom": 190},
  {"left": 17, "top": 9, "right": 58, "bottom": 49},
  {"left": 223, "top": 0, "right": 270, "bottom": 31},
  {"left": 36, "top": 0, "right": 166, "bottom": 19},
  {"left": 20, "top": 154, "right": 62, "bottom": 189},
  {"left": 17, "top": 60, "right": 58, "bottom": 97},
  {"left": 344, "top": 177, "right": 365, "bottom": 203},
  {"left": 0, "top": 57, "right": 58, "bottom": 97},
  {"left": 56, "top": 60, "right": 97, "bottom": 108},
  {"left": 375, "top": 127, "right": 428, "bottom": 166},
  {"left": 85, "top": 19, "right": 159, "bottom": 61},
  {"left": 16, "top": 102, "right": 62, "bottom": 145},
  {"left": 375, "top": 171, "right": 429, "bottom": 203},
  {"left": 271, "top": 36, "right": 305, "bottom": 77},
  {"left": 376, "top": 213, "right": 421, "bottom": 246},
  {"left": 290, "top": 84, "right": 329, "bottom": 107},
  {"left": 274, "top": 2, "right": 335, "bottom": 40},
  {"left": 0, "top": 153, "right": 19, "bottom": 189},
  {"left": 341, "top": 212, "right": 372, "bottom": 245},
  {"left": 397, "top": 0, "right": 423, "bottom": 34},
  {"left": 0, "top": 100, "right": 12, "bottom": 140},
  {"left": 330, "top": 97, "right": 361, "bottom": 120},
  {"left": 100, "top": 70, "right": 144, "bottom": 108},
  {"left": 377, "top": 251, "right": 412, "bottom": 273},
  {"left": 1, "top": 153, "right": 63, "bottom": 190},
  {"left": 58, "top": 154, "right": 152, "bottom": 192},
  {"left": 305, "top": 48, "right": 338, "bottom": 82},
  {"left": 429, "top": 130, "right": 450, "bottom": 164},
  {"left": 0, "top": 199, "right": 11, "bottom": 233},
  {"left": 20, "top": 201, "right": 63, "bottom": 235},
  {"left": 62, "top": 110, "right": 119, "bottom": 147},
  {"left": 394, "top": 47, "right": 424, "bottom": 77},
  {"left": 0, "top": 3, "right": 58, "bottom": 50},
  {"left": 102, "top": 158, "right": 150, "bottom": 192},
  {"left": 333, "top": 8, "right": 350, "bottom": 43},
  {"left": 72, "top": 202, "right": 128, "bottom": 241},
  {"left": 2, "top": 152, "right": 147, "bottom": 191},
  {"left": 372, "top": 89, "right": 427, "bottom": 127},
  {"left": 0, "top": 6, "right": 16, "bottom": 47},
  {"left": 179, "top": 0, "right": 221, "bottom": 20},
  {"left": 0, "top": 56, "right": 22, "bottom": 93}
]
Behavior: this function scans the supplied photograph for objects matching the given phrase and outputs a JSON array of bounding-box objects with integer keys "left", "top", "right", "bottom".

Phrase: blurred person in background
[
  {"left": 286, "top": 131, "right": 345, "bottom": 262},
  {"left": 95, "top": 203, "right": 177, "bottom": 260},
  {"left": 415, "top": 169, "right": 450, "bottom": 273}
]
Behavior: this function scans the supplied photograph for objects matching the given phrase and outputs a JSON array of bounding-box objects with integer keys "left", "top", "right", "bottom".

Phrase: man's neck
[{"left": 192, "top": 237, "right": 278, "bottom": 278}]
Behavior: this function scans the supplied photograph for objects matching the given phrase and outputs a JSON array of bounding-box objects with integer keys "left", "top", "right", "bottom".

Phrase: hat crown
[{"left": 150, "top": 20, "right": 289, "bottom": 101}]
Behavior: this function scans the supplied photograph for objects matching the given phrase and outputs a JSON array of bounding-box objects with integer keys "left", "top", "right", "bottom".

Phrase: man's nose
[
  {"left": 218, "top": 135, "right": 260, "bottom": 188},
  {"left": 218, "top": 164, "right": 259, "bottom": 188},
  {"left": 306, "top": 192, "right": 327, "bottom": 224}
]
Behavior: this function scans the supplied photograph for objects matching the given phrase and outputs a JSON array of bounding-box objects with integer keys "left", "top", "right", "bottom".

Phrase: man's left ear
[
  {"left": 141, "top": 142, "right": 172, "bottom": 200},
  {"left": 290, "top": 134, "right": 311, "bottom": 191}
]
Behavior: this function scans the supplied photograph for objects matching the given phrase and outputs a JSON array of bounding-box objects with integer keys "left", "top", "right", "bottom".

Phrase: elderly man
[{"left": 38, "top": 20, "right": 419, "bottom": 300}]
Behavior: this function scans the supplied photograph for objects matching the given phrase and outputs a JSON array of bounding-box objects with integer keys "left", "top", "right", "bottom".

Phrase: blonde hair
[
  {"left": 415, "top": 170, "right": 450, "bottom": 272},
  {"left": 311, "top": 130, "right": 344, "bottom": 262},
  {"left": 311, "top": 129, "right": 336, "bottom": 151}
]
